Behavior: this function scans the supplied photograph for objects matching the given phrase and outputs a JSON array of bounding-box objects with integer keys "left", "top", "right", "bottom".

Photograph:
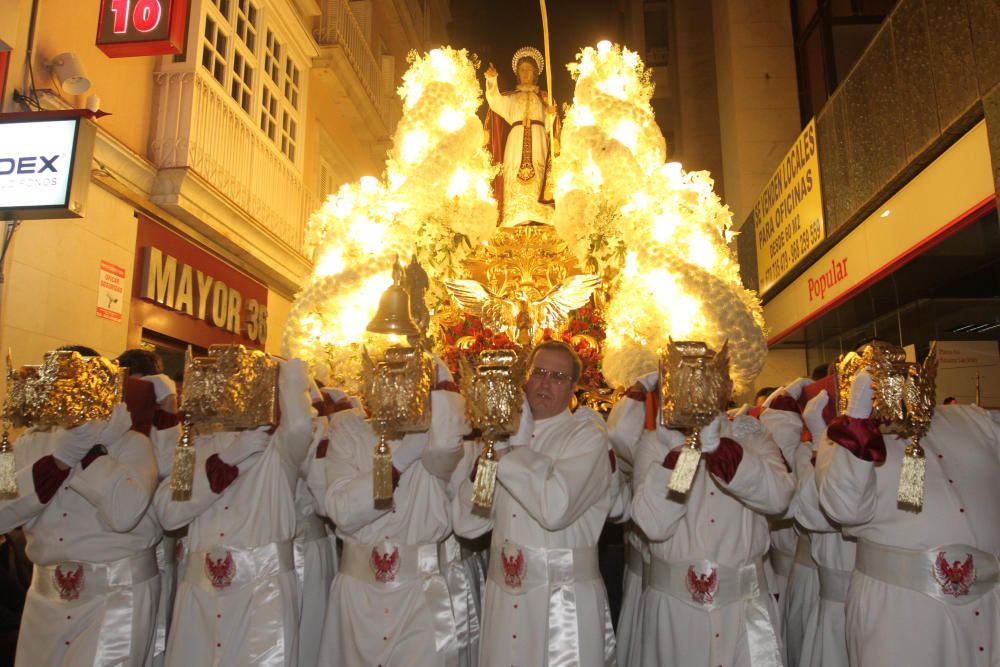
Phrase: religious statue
[{"left": 484, "top": 46, "right": 560, "bottom": 226}]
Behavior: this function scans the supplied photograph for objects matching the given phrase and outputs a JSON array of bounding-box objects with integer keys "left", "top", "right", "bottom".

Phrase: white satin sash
[
  {"left": 817, "top": 565, "right": 850, "bottom": 603},
  {"left": 32, "top": 548, "right": 158, "bottom": 664},
  {"left": 794, "top": 533, "right": 816, "bottom": 569},
  {"left": 855, "top": 539, "right": 999, "bottom": 605},
  {"left": 487, "top": 540, "right": 607, "bottom": 667},
  {"left": 341, "top": 539, "right": 459, "bottom": 666},
  {"left": 649, "top": 557, "right": 782, "bottom": 667}
]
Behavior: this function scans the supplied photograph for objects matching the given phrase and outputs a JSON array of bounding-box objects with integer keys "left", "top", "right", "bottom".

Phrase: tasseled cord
[
  {"left": 897, "top": 435, "right": 926, "bottom": 513},
  {"left": 471, "top": 438, "right": 499, "bottom": 516},
  {"left": 0, "top": 427, "right": 17, "bottom": 499},
  {"left": 372, "top": 432, "right": 394, "bottom": 509},
  {"left": 170, "top": 414, "right": 196, "bottom": 501},
  {"left": 667, "top": 430, "right": 702, "bottom": 496}
]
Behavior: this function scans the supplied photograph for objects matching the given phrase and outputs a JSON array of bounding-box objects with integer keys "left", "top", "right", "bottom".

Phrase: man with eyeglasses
[{"left": 453, "top": 340, "right": 616, "bottom": 667}]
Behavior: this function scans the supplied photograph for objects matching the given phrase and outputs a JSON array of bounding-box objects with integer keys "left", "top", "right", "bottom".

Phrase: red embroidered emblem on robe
[
  {"left": 205, "top": 552, "right": 236, "bottom": 589},
  {"left": 53, "top": 564, "right": 85, "bottom": 601},
  {"left": 686, "top": 565, "right": 718, "bottom": 605},
  {"left": 370, "top": 546, "right": 400, "bottom": 583},
  {"left": 501, "top": 546, "right": 526, "bottom": 589},
  {"left": 933, "top": 552, "right": 976, "bottom": 597}
]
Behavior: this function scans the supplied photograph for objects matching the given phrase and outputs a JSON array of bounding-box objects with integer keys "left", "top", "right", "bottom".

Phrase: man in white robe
[
  {"left": 0, "top": 402, "right": 161, "bottom": 667},
  {"left": 153, "top": 359, "right": 314, "bottom": 667},
  {"left": 453, "top": 340, "right": 616, "bottom": 667},
  {"left": 630, "top": 399, "right": 795, "bottom": 666},
  {"left": 605, "top": 373, "right": 656, "bottom": 667},
  {"left": 815, "top": 370, "right": 1000, "bottom": 666},
  {"left": 790, "top": 391, "right": 851, "bottom": 667},
  {"left": 319, "top": 367, "right": 467, "bottom": 667}
]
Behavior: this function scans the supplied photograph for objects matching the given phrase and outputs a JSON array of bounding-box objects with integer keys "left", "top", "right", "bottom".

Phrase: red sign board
[
  {"left": 96, "top": 0, "right": 188, "bottom": 57},
  {"left": 131, "top": 215, "right": 268, "bottom": 350}
]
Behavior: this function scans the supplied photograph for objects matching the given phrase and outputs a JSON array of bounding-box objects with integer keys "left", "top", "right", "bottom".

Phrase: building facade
[{"left": 0, "top": 0, "right": 449, "bottom": 378}]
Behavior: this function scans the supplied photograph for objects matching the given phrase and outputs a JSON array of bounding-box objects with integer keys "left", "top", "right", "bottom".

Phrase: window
[
  {"left": 791, "top": 0, "right": 897, "bottom": 121},
  {"left": 199, "top": 2, "right": 302, "bottom": 163}
]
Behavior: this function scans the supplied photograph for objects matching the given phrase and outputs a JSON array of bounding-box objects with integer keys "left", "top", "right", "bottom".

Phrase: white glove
[
  {"left": 219, "top": 426, "right": 271, "bottom": 466},
  {"left": 392, "top": 432, "right": 428, "bottom": 472},
  {"left": 143, "top": 374, "right": 177, "bottom": 402},
  {"left": 636, "top": 371, "right": 659, "bottom": 392},
  {"left": 802, "top": 391, "right": 830, "bottom": 440},
  {"left": 782, "top": 377, "right": 812, "bottom": 401},
  {"left": 510, "top": 396, "right": 534, "bottom": 446},
  {"left": 762, "top": 377, "right": 810, "bottom": 408},
  {"left": 52, "top": 403, "right": 132, "bottom": 467},
  {"left": 433, "top": 355, "right": 453, "bottom": 384},
  {"left": 846, "top": 370, "right": 874, "bottom": 419},
  {"left": 729, "top": 403, "right": 751, "bottom": 417},
  {"left": 654, "top": 424, "right": 687, "bottom": 450},
  {"left": 278, "top": 358, "right": 311, "bottom": 394},
  {"left": 698, "top": 413, "right": 726, "bottom": 454}
]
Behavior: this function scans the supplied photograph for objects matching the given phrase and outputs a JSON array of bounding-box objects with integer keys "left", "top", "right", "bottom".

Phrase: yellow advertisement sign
[{"left": 753, "top": 119, "right": 824, "bottom": 294}]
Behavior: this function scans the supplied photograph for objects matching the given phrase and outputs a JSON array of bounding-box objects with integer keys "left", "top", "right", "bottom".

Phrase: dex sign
[
  {"left": 0, "top": 111, "right": 96, "bottom": 219},
  {"left": 96, "top": 0, "right": 188, "bottom": 57}
]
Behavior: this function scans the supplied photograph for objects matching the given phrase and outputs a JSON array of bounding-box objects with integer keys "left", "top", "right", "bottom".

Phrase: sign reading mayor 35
[
  {"left": 753, "top": 119, "right": 825, "bottom": 295},
  {"left": 139, "top": 246, "right": 267, "bottom": 344}
]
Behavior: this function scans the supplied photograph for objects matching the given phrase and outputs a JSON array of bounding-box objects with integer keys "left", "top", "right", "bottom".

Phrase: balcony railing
[
  {"left": 315, "top": 0, "right": 393, "bottom": 128},
  {"left": 150, "top": 71, "right": 315, "bottom": 253}
]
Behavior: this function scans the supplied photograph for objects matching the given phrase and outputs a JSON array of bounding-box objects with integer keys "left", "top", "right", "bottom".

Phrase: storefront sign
[
  {"left": 764, "top": 121, "right": 995, "bottom": 345},
  {"left": 96, "top": 0, "right": 188, "bottom": 57},
  {"left": 132, "top": 215, "right": 268, "bottom": 350},
  {"left": 935, "top": 341, "right": 1000, "bottom": 369},
  {"left": 97, "top": 260, "right": 126, "bottom": 322},
  {"left": 753, "top": 119, "right": 825, "bottom": 294},
  {"left": 0, "top": 111, "right": 96, "bottom": 219},
  {"left": 140, "top": 246, "right": 267, "bottom": 344}
]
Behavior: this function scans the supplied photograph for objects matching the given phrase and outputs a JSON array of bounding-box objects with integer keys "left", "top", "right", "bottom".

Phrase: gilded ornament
[
  {"left": 3, "top": 350, "right": 126, "bottom": 430},
  {"left": 180, "top": 345, "right": 278, "bottom": 434}
]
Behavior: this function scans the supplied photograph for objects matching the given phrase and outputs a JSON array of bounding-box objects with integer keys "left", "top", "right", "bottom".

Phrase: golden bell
[{"left": 367, "top": 260, "right": 420, "bottom": 336}]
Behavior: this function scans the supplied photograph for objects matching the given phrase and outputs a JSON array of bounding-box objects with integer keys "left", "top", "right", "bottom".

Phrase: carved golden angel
[{"left": 445, "top": 273, "right": 601, "bottom": 344}]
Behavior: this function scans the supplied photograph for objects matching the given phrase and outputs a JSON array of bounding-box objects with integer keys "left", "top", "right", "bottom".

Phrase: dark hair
[
  {"left": 529, "top": 340, "right": 582, "bottom": 382},
  {"left": 57, "top": 344, "right": 101, "bottom": 357},
  {"left": 811, "top": 363, "right": 830, "bottom": 380},
  {"left": 515, "top": 56, "right": 539, "bottom": 73},
  {"left": 943, "top": 396, "right": 957, "bottom": 405},
  {"left": 117, "top": 349, "right": 164, "bottom": 376},
  {"left": 755, "top": 386, "right": 777, "bottom": 400}
]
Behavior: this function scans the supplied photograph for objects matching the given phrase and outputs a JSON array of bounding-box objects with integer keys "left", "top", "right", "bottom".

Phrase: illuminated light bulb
[
  {"left": 597, "top": 40, "right": 612, "bottom": 55},
  {"left": 438, "top": 108, "right": 465, "bottom": 132},
  {"left": 359, "top": 176, "right": 379, "bottom": 193}
]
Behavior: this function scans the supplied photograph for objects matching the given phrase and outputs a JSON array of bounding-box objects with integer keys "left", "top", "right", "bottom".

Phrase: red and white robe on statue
[
  {"left": 630, "top": 415, "right": 794, "bottom": 667},
  {"left": 815, "top": 405, "right": 1000, "bottom": 667},
  {"left": 0, "top": 425, "right": 161, "bottom": 667},
  {"left": 153, "top": 361, "right": 314, "bottom": 667},
  {"left": 319, "top": 389, "right": 467, "bottom": 667},
  {"left": 453, "top": 408, "right": 615, "bottom": 667}
]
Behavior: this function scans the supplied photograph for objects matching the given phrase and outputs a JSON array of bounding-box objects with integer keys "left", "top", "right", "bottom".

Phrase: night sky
[{"left": 447, "top": 1, "right": 629, "bottom": 109}]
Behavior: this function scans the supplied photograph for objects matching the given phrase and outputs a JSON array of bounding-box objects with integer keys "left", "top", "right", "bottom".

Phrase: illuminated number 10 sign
[
  {"left": 110, "top": 0, "right": 163, "bottom": 33},
  {"left": 96, "top": 0, "right": 187, "bottom": 57}
]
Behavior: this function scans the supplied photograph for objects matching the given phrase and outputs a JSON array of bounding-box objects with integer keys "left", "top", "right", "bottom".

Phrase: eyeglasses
[{"left": 529, "top": 366, "right": 574, "bottom": 385}]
